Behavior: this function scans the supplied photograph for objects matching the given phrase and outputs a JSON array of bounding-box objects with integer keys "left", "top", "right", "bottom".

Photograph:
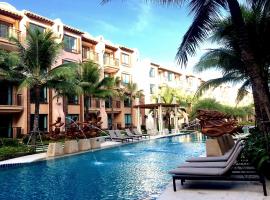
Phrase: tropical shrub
[
  {"left": 243, "top": 128, "right": 270, "bottom": 178},
  {"left": 190, "top": 98, "right": 254, "bottom": 119}
]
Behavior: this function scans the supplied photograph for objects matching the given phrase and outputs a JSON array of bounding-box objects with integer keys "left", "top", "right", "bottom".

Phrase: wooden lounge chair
[
  {"left": 108, "top": 130, "right": 128, "bottom": 143},
  {"left": 169, "top": 145, "right": 267, "bottom": 196},
  {"left": 125, "top": 129, "right": 142, "bottom": 140},
  {"left": 132, "top": 129, "right": 150, "bottom": 139},
  {"left": 114, "top": 130, "right": 133, "bottom": 142}
]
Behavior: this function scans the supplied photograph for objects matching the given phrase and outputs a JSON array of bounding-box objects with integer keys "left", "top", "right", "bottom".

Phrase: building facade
[
  {"left": 0, "top": 3, "right": 253, "bottom": 138},
  {"left": 134, "top": 59, "right": 253, "bottom": 107},
  {"left": 0, "top": 3, "right": 140, "bottom": 137}
]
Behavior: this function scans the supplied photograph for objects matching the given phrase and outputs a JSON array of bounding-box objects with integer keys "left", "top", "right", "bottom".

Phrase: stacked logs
[{"left": 197, "top": 109, "right": 242, "bottom": 137}]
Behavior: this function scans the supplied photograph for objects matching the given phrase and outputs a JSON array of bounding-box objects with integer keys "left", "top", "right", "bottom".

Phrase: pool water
[{"left": 0, "top": 133, "right": 205, "bottom": 200}]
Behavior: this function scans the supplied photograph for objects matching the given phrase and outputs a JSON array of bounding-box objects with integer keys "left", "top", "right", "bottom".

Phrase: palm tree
[
  {"left": 124, "top": 82, "right": 143, "bottom": 128},
  {"left": 194, "top": 5, "right": 270, "bottom": 124},
  {"left": 1, "top": 28, "right": 77, "bottom": 138},
  {"left": 76, "top": 60, "right": 114, "bottom": 121},
  {"left": 101, "top": 0, "right": 270, "bottom": 129}
]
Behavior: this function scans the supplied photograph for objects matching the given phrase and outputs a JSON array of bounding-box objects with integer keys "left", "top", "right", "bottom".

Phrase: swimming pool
[{"left": 0, "top": 133, "right": 205, "bottom": 200}]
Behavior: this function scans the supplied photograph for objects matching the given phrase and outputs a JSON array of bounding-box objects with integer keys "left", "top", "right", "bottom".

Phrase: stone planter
[
  {"left": 90, "top": 137, "right": 101, "bottom": 149},
  {"left": 78, "top": 139, "right": 91, "bottom": 151},
  {"left": 46, "top": 142, "right": 64, "bottom": 157},
  {"left": 206, "top": 138, "right": 223, "bottom": 157},
  {"left": 64, "top": 140, "right": 79, "bottom": 154}
]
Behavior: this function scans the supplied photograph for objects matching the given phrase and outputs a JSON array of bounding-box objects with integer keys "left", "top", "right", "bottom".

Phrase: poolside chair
[
  {"left": 114, "top": 130, "right": 133, "bottom": 142},
  {"left": 186, "top": 139, "right": 241, "bottom": 162},
  {"left": 178, "top": 141, "right": 243, "bottom": 168},
  {"left": 125, "top": 129, "right": 142, "bottom": 140},
  {"left": 132, "top": 129, "right": 150, "bottom": 139},
  {"left": 108, "top": 130, "right": 128, "bottom": 143},
  {"left": 169, "top": 145, "right": 267, "bottom": 196}
]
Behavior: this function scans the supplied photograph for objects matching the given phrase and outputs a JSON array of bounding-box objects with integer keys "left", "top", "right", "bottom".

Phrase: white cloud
[
  {"left": 128, "top": 1, "right": 152, "bottom": 34},
  {"left": 93, "top": 19, "right": 120, "bottom": 33}
]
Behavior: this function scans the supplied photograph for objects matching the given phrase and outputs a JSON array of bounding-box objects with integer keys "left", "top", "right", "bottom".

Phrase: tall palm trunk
[
  {"left": 84, "top": 95, "right": 90, "bottom": 121},
  {"left": 227, "top": 0, "right": 270, "bottom": 131},
  {"left": 32, "top": 86, "right": 41, "bottom": 144},
  {"left": 63, "top": 96, "right": 68, "bottom": 128},
  {"left": 130, "top": 95, "right": 133, "bottom": 128}
]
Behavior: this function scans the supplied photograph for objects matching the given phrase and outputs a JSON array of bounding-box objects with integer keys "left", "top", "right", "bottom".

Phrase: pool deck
[{"left": 158, "top": 180, "right": 270, "bottom": 200}]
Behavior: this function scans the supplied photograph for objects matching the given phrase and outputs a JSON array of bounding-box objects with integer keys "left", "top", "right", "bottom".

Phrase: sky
[{"left": 5, "top": 0, "right": 221, "bottom": 79}]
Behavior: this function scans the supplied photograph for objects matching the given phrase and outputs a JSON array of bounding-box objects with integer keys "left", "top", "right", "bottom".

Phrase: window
[
  {"left": 66, "top": 114, "right": 79, "bottom": 122},
  {"left": 168, "top": 72, "right": 173, "bottom": 81},
  {"left": 82, "top": 47, "right": 90, "bottom": 59},
  {"left": 0, "top": 22, "right": 10, "bottom": 39},
  {"left": 122, "top": 73, "right": 131, "bottom": 84},
  {"left": 149, "top": 67, "right": 155, "bottom": 77},
  {"left": 29, "top": 23, "right": 45, "bottom": 33},
  {"left": 62, "top": 59, "right": 73, "bottom": 64},
  {"left": 124, "top": 96, "right": 132, "bottom": 107},
  {"left": 103, "top": 52, "right": 114, "bottom": 65},
  {"left": 30, "top": 114, "right": 47, "bottom": 131},
  {"left": 125, "top": 114, "right": 131, "bottom": 127},
  {"left": 121, "top": 53, "right": 129, "bottom": 65},
  {"left": 0, "top": 82, "right": 13, "bottom": 105},
  {"left": 104, "top": 73, "right": 110, "bottom": 78},
  {"left": 63, "top": 34, "right": 77, "bottom": 53},
  {"left": 105, "top": 97, "right": 112, "bottom": 108},
  {"left": 150, "top": 84, "right": 155, "bottom": 94},
  {"left": 30, "top": 87, "right": 47, "bottom": 103},
  {"left": 68, "top": 95, "right": 79, "bottom": 105}
]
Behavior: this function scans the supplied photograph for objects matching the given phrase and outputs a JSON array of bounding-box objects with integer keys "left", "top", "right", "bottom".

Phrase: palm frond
[
  {"left": 176, "top": 0, "right": 227, "bottom": 66},
  {"left": 236, "top": 80, "right": 251, "bottom": 104},
  {"left": 194, "top": 73, "right": 245, "bottom": 99}
]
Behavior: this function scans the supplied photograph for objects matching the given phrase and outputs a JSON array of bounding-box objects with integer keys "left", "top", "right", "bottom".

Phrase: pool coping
[{"left": 0, "top": 131, "right": 196, "bottom": 169}]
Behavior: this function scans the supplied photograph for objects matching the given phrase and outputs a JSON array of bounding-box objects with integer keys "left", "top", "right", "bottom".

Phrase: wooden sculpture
[{"left": 197, "top": 109, "right": 241, "bottom": 137}]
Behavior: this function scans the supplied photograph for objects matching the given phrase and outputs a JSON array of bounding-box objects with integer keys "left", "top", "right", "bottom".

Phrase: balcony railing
[
  {"left": 105, "top": 100, "right": 121, "bottom": 109},
  {"left": 83, "top": 51, "right": 99, "bottom": 62},
  {"left": 0, "top": 27, "right": 21, "bottom": 42},
  {"left": 89, "top": 98, "right": 100, "bottom": 109},
  {"left": 103, "top": 55, "right": 119, "bottom": 67},
  {"left": 0, "top": 94, "right": 23, "bottom": 106}
]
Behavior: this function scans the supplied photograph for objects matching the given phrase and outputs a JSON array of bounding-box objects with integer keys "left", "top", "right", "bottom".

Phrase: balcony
[
  {"left": 89, "top": 98, "right": 100, "bottom": 110},
  {"left": 103, "top": 55, "right": 119, "bottom": 73},
  {"left": 105, "top": 99, "right": 121, "bottom": 113},
  {"left": 82, "top": 51, "right": 99, "bottom": 63},
  {"left": 0, "top": 94, "right": 24, "bottom": 113},
  {"left": 0, "top": 27, "right": 21, "bottom": 51}
]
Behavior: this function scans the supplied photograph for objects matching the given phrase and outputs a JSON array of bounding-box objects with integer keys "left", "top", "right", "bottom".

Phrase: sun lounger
[
  {"left": 114, "top": 130, "right": 133, "bottom": 142},
  {"left": 108, "top": 130, "right": 128, "bottom": 143},
  {"left": 125, "top": 129, "right": 142, "bottom": 140},
  {"left": 178, "top": 141, "right": 243, "bottom": 168},
  {"left": 133, "top": 129, "right": 150, "bottom": 138},
  {"left": 169, "top": 145, "right": 267, "bottom": 196},
  {"left": 186, "top": 139, "right": 241, "bottom": 162}
]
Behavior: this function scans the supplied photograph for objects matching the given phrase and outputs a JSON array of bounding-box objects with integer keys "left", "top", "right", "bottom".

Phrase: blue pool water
[{"left": 0, "top": 133, "right": 205, "bottom": 200}]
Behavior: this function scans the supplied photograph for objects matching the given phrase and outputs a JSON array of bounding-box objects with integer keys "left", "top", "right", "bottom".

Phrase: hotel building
[{"left": 0, "top": 3, "right": 253, "bottom": 138}]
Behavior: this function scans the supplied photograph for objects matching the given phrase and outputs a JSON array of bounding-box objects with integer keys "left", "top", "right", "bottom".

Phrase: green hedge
[{"left": 0, "top": 145, "right": 35, "bottom": 161}]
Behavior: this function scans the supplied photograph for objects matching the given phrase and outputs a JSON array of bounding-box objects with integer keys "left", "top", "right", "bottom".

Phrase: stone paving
[{"left": 158, "top": 180, "right": 270, "bottom": 200}]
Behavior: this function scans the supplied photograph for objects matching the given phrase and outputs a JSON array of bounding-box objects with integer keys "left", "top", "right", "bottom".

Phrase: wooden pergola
[{"left": 133, "top": 103, "right": 180, "bottom": 134}]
